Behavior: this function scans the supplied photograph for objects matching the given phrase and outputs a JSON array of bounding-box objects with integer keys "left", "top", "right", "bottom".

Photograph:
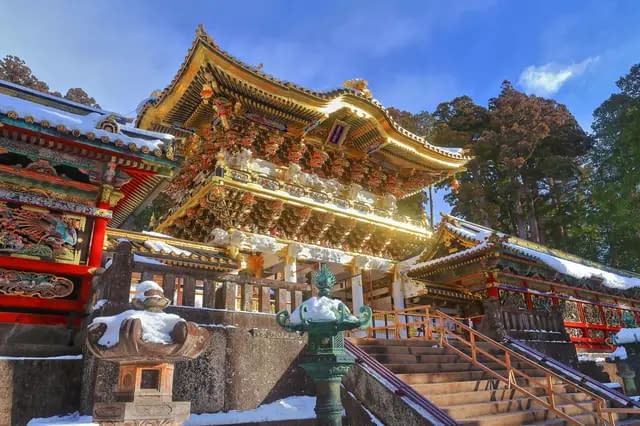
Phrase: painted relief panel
[
  {"left": 531, "top": 295, "right": 551, "bottom": 311},
  {"left": 604, "top": 307, "right": 620, "bottom": 326},
  {"left": 562, "top": 300, "right": 581, "bottom": 322},
  {"left": 0, "top": 268, "right": 75, "bottom": 298},
  {"left": 566, "top": 327, "right": 583, "bottom": 338},
  {"left": 583, "top": 303, "right": 602, "bottom": 324},
  {"left": 0, "top": 202, "right": 91, "bottom": 264},
  {"left": 499, "top": 290, "right": 526, "bottom": 309}
]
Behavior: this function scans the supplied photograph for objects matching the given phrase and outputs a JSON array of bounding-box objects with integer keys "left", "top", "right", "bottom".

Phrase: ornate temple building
[
  {"left": 0, "top": 80, "right": 177, "bottom": 347},
  {"left": 3, "top": 25, "right": 640, "bottom": 426},
  {"left": 408, "top": 215, "right": 640, "bottom": 352},
  {"left": 2, "top": 26, "right": 639, "bottom": 361},
  {"left": 128, "top": 25, "right": 471, "bottom": 316}
]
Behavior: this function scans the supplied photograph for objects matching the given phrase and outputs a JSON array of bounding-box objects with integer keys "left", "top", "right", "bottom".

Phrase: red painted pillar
[
  {"left": 485, "top": 270, "right": 499, "bottom": 299},
  {"left": 88, "top": 202, "right": 110, "bottom": 268}
]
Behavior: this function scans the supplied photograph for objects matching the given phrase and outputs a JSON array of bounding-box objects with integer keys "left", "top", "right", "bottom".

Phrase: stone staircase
[{"left": 352, "top": 338, "right": 637, "bottom": 425}]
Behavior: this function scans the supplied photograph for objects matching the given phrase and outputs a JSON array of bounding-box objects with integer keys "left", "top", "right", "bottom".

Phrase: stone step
[
  {"left": 350, "top": 338, "right": 439, "bottom": 347},
  {"left": 456, "top": 404, "right": 599, "bottom": 426},
  {"left": 370, "top": 352, "right": 502, "bottom": 365},
  {"left": 383, "top": 361, "right": 531, "bottom": 374},
  {"left": 443, "top": 397, "right": 596, "bottom": 419},
  {"left": 395, "top": 368, "right": 547, "bottom": 384},
  {"left": 359, "top": 345, "right": 451, "bottom": 356},
  {"left": 412, "top": 378, "right": 530, "bottom": 395},
  {"left": 425, "top": 387, "right": 590, "bottom": 406},
  {"left": 525, "top": 412, "right": 632, "bottom": 426}
]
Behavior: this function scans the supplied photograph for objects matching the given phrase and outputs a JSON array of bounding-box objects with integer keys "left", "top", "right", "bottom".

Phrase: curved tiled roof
[
  {"left": 136, "top": 25, "right": 471, "bottom": 167},
  {"left": 412, "top": 215, "right": 640, "bottom": 296},
  {"left": 0, "top": 80, "right": 175, "bottom": 161}
]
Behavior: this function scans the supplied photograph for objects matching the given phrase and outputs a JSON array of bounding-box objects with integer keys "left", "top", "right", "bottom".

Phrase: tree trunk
[{"left": 514, "top": 182, "right": 528, "bottom": 239}]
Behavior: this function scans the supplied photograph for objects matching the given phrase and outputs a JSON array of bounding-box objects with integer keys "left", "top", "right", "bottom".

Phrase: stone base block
[{"left": 93, "top": 401, "right": 190, "bottom": 425}]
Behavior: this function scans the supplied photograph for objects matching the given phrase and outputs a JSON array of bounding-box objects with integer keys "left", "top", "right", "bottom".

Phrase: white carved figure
[
  {"left": 381, "top": 193, "right": 397, "bottom": 212},
  {"left": 210, "top": 228, "right": 230, "bottom": 245},
  {"left": 236, "top": 148, "right": 253, "bottom": 171},
  {"left": 346, "top": 183, "right": 362, "bottom": 201},
  {"left": 251, "top": 158, "right": 278, "bottom": 177},
  {"left": 229, "top": 230, "right": 247, "bottom": 249},
  {"left": 286, "top": 163, "right": 303, "bottom": 185},
  {"left": 325, "top": 179, "right": 343, "bottom": 196}
]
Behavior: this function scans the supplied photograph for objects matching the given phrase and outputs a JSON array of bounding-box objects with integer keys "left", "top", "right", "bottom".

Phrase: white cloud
[{"left": 518, "top": 56, "right": 599, "bottom": 96}]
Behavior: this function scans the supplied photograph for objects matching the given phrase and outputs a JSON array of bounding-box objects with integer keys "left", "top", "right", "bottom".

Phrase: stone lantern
[
  {"left": 86, "top": 281, "right": 210, "bottom": 425},
  {"left": 276, "top": 264, "right": 372, "bottom": 426},
  {"left": 611, "top": 327, "right": 640, "bottom": 395}
]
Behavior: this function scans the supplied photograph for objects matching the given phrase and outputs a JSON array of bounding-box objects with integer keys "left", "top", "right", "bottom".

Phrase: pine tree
[
  {"left": 430, "top": 82, "right": 593, "bottom": 253},
  {"left": 589, "top": 64, "right": 640, "bottom": 271},
  {"left": 0, "top": 55, "right": 50, "bottom": 93},
  {"left": 0, "top": 55, "right": 100, "bottom": 108}
]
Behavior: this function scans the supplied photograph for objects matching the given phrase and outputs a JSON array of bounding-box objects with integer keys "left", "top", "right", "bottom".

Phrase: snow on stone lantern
[
  {"left": 610, "top": 327, "right": 640, "bottom": 395},
  {"left": 86, "top": 281, "right": 210, "bottom": 425},
  {"left": 276, "top": 264, "right": 372, "bottom": 426}
]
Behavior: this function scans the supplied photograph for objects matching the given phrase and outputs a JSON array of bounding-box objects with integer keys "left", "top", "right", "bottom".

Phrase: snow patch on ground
[
  {"left": 28, "top": 412, "right": 96, "bottom": 425},
  {"left": 185, "top": 396, "right": 315, "bottom": 425},
  {"left": 90, "top": 310, "right": 184, "bottom": 347},
  {"left": 289, "top": 296, "right": 357, "bottom": 325},
  {"left": 29, "top": 397, "right": 316, "bottom": 426},
  {"left": 0, "top": 355, "right": 82, "bottom": 361}
]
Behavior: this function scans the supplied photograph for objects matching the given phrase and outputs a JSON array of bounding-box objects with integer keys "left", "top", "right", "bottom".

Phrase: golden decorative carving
[
  {"left": 99, "top": 185, "right": 125, "bottom": 207},
  {"left": 342, "top": 79, "right": 373, "bottom": 99}
]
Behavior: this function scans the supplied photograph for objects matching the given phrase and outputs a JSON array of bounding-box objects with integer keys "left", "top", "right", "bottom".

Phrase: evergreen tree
[
  {"left": 0, "top": 55, "right": 50, "bottom": 93},
  {"left": 0, "top": 55, "right": 100, "bottom": 108},
  {"left": 430, "top": 82, "right": 593, "bottom": 252},
  {"left": 64, "top": 88, "right": 100, "bottom": 108},
  {"left": 589, "top": 64, "right": 640, "bottom": 271}
]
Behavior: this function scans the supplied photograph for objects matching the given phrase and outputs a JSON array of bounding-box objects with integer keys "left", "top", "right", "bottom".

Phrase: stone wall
[
  {"left": 0, "top": 357, "right": 83, "bottom": 426},
  {"left": 342, "top": 363, "right": 441, "bottom": 426},
  {"left": 81, "top": 309, "right": 312, "bottom": 414}
]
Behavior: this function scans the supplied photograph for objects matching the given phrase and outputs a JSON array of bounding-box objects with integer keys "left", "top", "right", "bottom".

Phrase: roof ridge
[
  {"left": 137, "top": 26, "right": 471, "bottom": 161},
  {"left": 444, "top": 214, "right": 640, "bottom": 279}
]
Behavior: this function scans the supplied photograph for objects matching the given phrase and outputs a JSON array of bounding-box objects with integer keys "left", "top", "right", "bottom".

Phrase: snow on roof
[
  {"left": 143, "top": 238, "right": 192, "bottom": 257},
  {"left": 437, "top": 215, "right": 640, "bottom": 290},
  {"left": 410, "top": 240, "right": 491, "bottom": 272},
  {"left": 0, "top": 80, "right": 174, "bottom": 154}
]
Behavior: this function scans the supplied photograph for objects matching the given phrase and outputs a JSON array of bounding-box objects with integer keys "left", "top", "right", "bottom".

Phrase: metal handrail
[
  {"left": 344, "top": 339, "right": 458, "bottom": 426},
  {"left": 504, "top": 336, "right": 640, "bottom": 412},
  {"left": 366, "top": 305, "right": 482, "bottom": 340},
  {"left": 435, "top": 310, "right": 615, "bottom": 426}
]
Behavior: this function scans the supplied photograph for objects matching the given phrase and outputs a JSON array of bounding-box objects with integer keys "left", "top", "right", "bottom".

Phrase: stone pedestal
[{"left": 93, "top": 362, "right": 190, "bottom": 425}]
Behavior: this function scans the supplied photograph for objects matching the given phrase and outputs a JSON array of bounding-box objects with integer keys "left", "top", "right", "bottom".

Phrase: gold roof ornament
[{"left": 343, "top": 79, "right": 373, "bottom": 99}]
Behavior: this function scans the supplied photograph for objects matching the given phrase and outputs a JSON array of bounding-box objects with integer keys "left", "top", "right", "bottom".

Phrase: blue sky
[{"left": 1, "top": 0, "right": 638, "bottom": 217}]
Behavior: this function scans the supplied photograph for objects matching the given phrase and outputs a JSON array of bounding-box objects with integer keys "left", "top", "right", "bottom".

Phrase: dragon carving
[{"left": 0, "top": 203, "right": 80, "bottom": 261}]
